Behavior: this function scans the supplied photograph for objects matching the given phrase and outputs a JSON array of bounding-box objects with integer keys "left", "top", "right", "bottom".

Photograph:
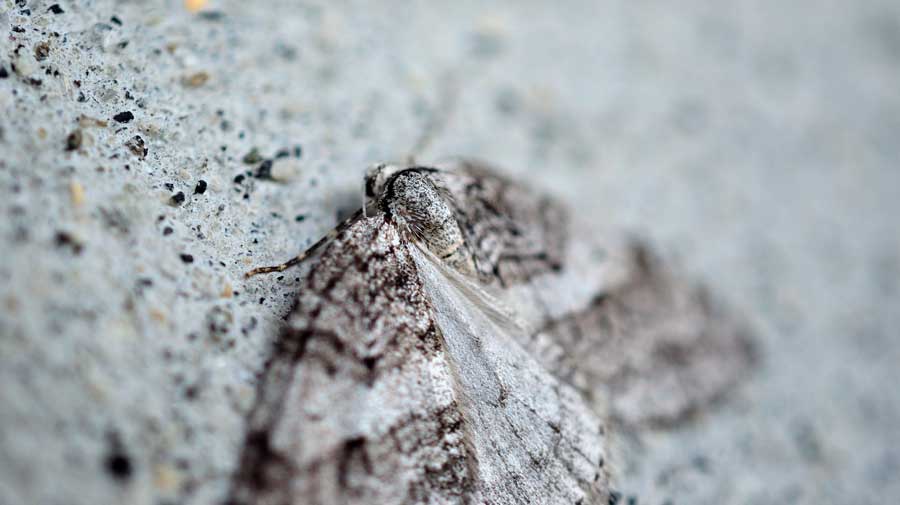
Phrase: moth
[{"left": 227, "top": 160, "right": 756, "bottom": 505}]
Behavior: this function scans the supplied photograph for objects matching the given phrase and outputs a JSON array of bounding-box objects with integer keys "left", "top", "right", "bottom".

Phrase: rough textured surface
[{"left": 1, "top": 1, "right": 899, "bottom": 505}]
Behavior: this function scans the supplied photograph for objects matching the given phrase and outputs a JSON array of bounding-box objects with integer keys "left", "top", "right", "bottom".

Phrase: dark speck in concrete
[
  {"left": 194, "top": 180, "right": 207, "bottom": 195},
  {"left": 179, "top": 253, "right": 194, "bottom": 263},
  {"left": 65, "top": 130, "right": 82, "bottom": 151},
  {"left": 34, "top": 42, "right": 50, "bottom": 61},
  {"left": 255, "top": 159, "right": 273, "bottom": 179},
  {"left": 125, "top": 135, "right": 147, "bottom": 158},
  {"left": 54, "top": 231, "right": 83, "bottom": 255},
  {"left": 170, "top": 191, "right": 185, "bottom": 206},
  {"left": 162, "top": 226, "right": 173, "bottom": 236},
  {"left": 47, "top": 4, "right": 65, "bottom": 15},
  {"left": 103, "top": 432, "right": 132, "bottom": 482},
  {"left": 113, "top": 111, "right": 134, "bottom": 123},
  {"left": 242, "top": 147, "right": 262, "bottom": 165}
]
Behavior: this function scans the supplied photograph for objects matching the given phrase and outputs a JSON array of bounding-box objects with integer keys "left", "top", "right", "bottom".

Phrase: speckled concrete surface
[{"left": 1, "top": 1, "right": 898, "bottom": 504}]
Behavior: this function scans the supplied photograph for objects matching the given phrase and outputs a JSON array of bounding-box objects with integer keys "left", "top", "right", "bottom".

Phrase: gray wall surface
[{"left": 2, "top": 1, "right": 899, "bottom": 504}]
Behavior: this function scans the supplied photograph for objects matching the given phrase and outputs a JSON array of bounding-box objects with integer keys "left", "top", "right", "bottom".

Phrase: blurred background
[{"left": 1, "top": 1, "right": 898, "bottom": 504}]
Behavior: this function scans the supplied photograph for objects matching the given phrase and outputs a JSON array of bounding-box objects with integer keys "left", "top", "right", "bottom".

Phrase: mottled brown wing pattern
[
  {"left": 538, "top": 242, "right": 757, "bottom": 427},
  {"left": 433, "top": 160, "right": 756, "bottom": 427},
  {"left": 229, "top": 210, "right": 612, "bottom": 505},
  {"left": 411, "top": 246, "right": 610, "bottom": 505},
  {"left": 228, "top": 214, "right": 479, "bottom": 505}
]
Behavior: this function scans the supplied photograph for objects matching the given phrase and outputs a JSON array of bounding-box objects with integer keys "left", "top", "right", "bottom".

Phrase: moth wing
[
  {"left": 409, "top": 244, "right": 611, "bottom": 505},
  {"left": 538, "top": 240, "right": 758, "bottom": 427},
  {"left": 431, "top": 160, "right": 756, "bottom": 427},
  {"left": 229, "top": 214, "right": 482, "bottom": 505}
]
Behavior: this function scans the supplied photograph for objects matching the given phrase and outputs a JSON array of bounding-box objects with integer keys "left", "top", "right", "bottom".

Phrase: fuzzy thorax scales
[{"left": 372, "top": 165, "right": 476, "bottom": 275}]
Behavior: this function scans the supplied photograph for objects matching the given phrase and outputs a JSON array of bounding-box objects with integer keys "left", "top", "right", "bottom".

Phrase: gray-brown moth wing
[
  {"left": 539, "top": 242, "right": 758, "bottom": 427},
  {"left": 410, "top": 244, "right": 610, "bottom": 504},
  {"left": 431, "top": 160, "right": 757, "bottom": 427},
  {"left": 228, "top": 212, "right": 610, "bottom": 505}
]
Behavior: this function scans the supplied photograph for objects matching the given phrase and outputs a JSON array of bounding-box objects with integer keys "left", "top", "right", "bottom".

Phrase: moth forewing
[{"left": 410, "top": 244, "right": 611, "bottom": 504}]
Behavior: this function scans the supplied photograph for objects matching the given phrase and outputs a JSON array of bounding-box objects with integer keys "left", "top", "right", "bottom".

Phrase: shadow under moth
[{"left": 228, "top": 160, "right": 756, "bottom": 505}]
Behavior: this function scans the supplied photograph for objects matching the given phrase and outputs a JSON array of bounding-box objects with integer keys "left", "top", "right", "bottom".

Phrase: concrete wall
[{"left": 2, "top": 1, "right": 899, "bottom": 503}]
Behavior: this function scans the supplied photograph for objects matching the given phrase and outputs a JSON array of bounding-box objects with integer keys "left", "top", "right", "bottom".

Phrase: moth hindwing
[{"left": 230, "top": 160, "right": 756, "bottom": 504}]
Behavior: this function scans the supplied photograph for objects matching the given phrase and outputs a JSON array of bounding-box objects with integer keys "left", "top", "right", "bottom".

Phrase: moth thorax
[{"left": 385, "top": 171, "right": 470, "bottom": 266}]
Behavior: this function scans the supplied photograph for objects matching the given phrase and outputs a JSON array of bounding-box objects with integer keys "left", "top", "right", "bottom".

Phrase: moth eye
[
  {"left": 364, "top": 163, "right": 385, "bottom": 198},
  {"left": 364, "top": 163, "right": 403, "bottom": 199}
]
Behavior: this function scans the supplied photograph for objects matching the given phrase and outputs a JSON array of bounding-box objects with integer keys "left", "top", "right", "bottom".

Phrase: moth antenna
[
  {"left": 407, "top": 71, "right": 460, "bottom": 164},
  {"left": 244, "top": 251, "right": 310, "bottom": 278}
]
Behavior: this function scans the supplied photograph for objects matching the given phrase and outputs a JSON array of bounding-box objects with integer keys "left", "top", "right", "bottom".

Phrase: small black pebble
[
  {"left": 48, "top": 4, "right": 65, "bottom": 14},
  {"left": 113, "top": 111, "right": 134, "bottom": 123},
  {"left": 233, "top": 174, "right": 245, "bottom": 184},
  {"left": 179, "top": 253, "right": 194, "bottom": 263},
  {"left": 54, "top": 231, "right": 83, "bottom": 254},
  {"left": 275, "top": 149, "right": 290, "bottom": 159},
  {"left": 295, "top": 215, "right": 305, "bottom": 222},
  {"left": 293, "top": 145, "right": 303, "bottom": 158},
  {"left": 77, "top": 91, "right": 86, "bottom": 102},
  {"left": 110, "top": 16, "right": 122, "bottom": 26},
  {"left": 0, "top": 66, "right": 8, "bottom": 79},
  {"left": 194, "top": 180, "right": 207, "bottom": 194},
  {"left": 103, "top": 432, "right": 132, "bottom": 482},
  {"left": 164, "top": 183, "right": 174, "bottom": 191},
  {"left": 105, "top": 453, "right": 132, "bottom": 481},
  {"left": 162, "top": 226, "right": 173, "bottom": 236},
  {"left": 65, "top": 130, "right": 82, "bottom": 151},
  {"left": 255, "top": 159, "right": 273, "bottom": 179},
  {"left": 170, "top": 191, "right": 185, "bottom": 205}
]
